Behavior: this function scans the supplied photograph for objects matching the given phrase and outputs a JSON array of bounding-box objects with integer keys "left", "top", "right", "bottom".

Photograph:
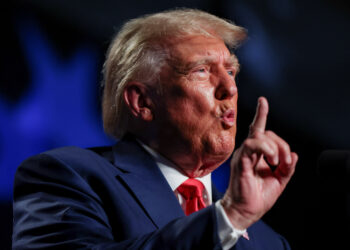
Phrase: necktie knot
[{"left": 177, "top": 178, "right": 206, "bottom": 215}]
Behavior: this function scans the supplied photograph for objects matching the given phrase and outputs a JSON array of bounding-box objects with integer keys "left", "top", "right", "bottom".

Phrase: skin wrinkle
[
  {"left": 119, "top": 14, "right": 297, "bottom": 231},
  {"left": 148, "top": 35, "right": 238, "bottom": 178},
  {"left": 168, "top": 54, "right": 239, "bottom": 76}
]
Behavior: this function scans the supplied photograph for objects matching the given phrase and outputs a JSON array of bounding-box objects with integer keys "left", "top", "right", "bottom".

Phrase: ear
[{"left": 123, "top": 82, "right": 154, "bottom": 121}]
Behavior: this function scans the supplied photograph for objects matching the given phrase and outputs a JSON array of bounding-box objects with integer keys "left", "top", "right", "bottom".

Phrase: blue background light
[{"left": 1, "top": 1, "right": 349, "bottom": 248}]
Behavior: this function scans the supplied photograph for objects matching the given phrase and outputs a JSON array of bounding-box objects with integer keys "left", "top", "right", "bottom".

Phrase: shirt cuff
[{"left": 215, "top": 200, "right": 247, "bottom": 250}]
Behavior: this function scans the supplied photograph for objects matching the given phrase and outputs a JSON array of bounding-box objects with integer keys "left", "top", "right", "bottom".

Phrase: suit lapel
[{"left": 112, "top": 136, "right": 185, "bottom": 229}]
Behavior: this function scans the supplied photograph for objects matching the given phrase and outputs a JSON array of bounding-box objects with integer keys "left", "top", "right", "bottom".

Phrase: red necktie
[{"left": 176, "top": 178, "right": 206, "bottom": 215}]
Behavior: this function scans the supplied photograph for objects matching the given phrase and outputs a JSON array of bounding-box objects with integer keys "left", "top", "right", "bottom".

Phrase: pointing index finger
[{"left": 249, "top": 97, "right": 269, "bottom": 136}]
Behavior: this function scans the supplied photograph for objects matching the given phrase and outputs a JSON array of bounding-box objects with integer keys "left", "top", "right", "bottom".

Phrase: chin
[
  {"left": 209, "top": 131, "right": 235, "bottom": 155},
  {"left": 207, "top": 134, "right": 235, "bottom": 160},
  {"left": 202, "top": 133, "right": 235, "bottom": 168},
  {"left": 190, "top": 154, "right": 230, "bottom": 178}
]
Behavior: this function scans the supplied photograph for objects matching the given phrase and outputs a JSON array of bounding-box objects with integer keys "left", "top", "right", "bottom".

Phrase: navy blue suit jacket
[{"left": 13, "top": 136, "right": 291, "bottom": 249}]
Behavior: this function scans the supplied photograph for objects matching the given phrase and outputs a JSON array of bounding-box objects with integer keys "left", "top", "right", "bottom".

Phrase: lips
[{"left": 221, "top": 109, "right": 235, "bottom": 127}]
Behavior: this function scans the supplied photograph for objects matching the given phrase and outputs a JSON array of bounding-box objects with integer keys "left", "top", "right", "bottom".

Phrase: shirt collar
[{"left": 138, "top": 140, "right": 212, "bottom": 203}]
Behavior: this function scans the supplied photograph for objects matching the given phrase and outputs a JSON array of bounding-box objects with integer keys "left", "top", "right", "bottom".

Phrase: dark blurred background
[{"left": 1, "top": 0, "right": 349, "bottom": 249}]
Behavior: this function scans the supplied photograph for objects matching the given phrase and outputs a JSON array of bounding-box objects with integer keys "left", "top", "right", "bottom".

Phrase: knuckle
[
  {"left": 265, "top": 130, "right": 275, "bottom": 136},
  {"left": 282, "top": 143, "right": 291, "bottom": 153},
  {"left": 243, "top": 138, "right": 253, "bottom": 148},
  {"left": 261, "top": 141, "right": 272, "bottom": 153},
  {"left": 265, "top": 130, "right": 290, "bottom": 152},
  {"left": 254, "top": 132, "right": 264, "bottom": 140},
  {"left": 276, "top": 138, "right": 290, "bottom": 152}
]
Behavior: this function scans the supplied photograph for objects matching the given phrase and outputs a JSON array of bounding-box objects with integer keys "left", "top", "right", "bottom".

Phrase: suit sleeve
[{"left": 12, "top": 153, "right": 222, "bottom": 250}]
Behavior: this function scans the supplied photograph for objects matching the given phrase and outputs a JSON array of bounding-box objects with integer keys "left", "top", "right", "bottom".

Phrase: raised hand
[{"left": 222, "top": 97, "right": 298, "bottom": 230}]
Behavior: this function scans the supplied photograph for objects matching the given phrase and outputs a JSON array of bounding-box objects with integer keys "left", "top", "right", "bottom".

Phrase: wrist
[{"left": 220, "top": 196, "right": 255, "bottom": 230}]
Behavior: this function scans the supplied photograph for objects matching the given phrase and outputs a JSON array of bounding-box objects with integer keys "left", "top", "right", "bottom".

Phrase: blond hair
[{"left": 102, "top": 8, "right": 247, "bottom": 139}]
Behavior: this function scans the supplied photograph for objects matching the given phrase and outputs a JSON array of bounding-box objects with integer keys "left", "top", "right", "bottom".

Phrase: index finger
[{"left": 249, "top": 97, "right": 269, "bottom": 136}]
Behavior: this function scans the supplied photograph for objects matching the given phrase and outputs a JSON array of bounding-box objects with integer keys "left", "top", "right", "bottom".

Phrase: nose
[{"left": 214, "top": 73, "right": 237, "bottom": 100}]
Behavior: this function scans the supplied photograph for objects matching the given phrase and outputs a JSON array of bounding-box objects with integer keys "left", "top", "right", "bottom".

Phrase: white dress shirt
[{"left": 139, "top": 141, "right": 247, "bottom": 249}]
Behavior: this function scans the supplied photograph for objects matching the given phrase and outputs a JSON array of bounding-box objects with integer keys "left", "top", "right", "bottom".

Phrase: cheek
[
  {"left": 168, "top": 84, "right": 215, "bottom": 116},
  {"left": 190, "top": 86, "right": 215, "bottom": 116}
]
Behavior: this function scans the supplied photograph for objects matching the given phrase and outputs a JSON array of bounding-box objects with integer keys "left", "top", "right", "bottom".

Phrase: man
[{"left": 13, "top": 9, "right": 298, "bottom": 249}]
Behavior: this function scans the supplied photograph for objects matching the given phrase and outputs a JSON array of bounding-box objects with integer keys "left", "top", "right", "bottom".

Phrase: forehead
[{"left": 167, "top": 35, "right": 234, "bottom": 65}]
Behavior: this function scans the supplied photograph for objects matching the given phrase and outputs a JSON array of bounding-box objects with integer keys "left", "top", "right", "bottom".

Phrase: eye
[
  {"left": 196, "top": 68, "right": 207, "bottom": 74},
  {"left": 227, "top": 69, "right": 236, "bottom": 78},
  {"left": 188, "top": 66, "right": 210, "bottom": 81}
]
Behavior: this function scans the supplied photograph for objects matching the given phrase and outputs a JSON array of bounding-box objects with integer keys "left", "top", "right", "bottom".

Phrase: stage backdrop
[{"left": 1, "top": 1, "right": 349, "bottom": 249}]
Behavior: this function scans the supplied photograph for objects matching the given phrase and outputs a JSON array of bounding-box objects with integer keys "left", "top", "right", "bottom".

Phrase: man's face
[{"left": 152, "top": 35, "right": 238, "bottom": 177}]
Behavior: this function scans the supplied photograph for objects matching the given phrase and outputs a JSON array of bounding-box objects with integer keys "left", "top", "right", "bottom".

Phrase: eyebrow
[{"left": 169, "top": 54, "right": 240, "bottom": 74}]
